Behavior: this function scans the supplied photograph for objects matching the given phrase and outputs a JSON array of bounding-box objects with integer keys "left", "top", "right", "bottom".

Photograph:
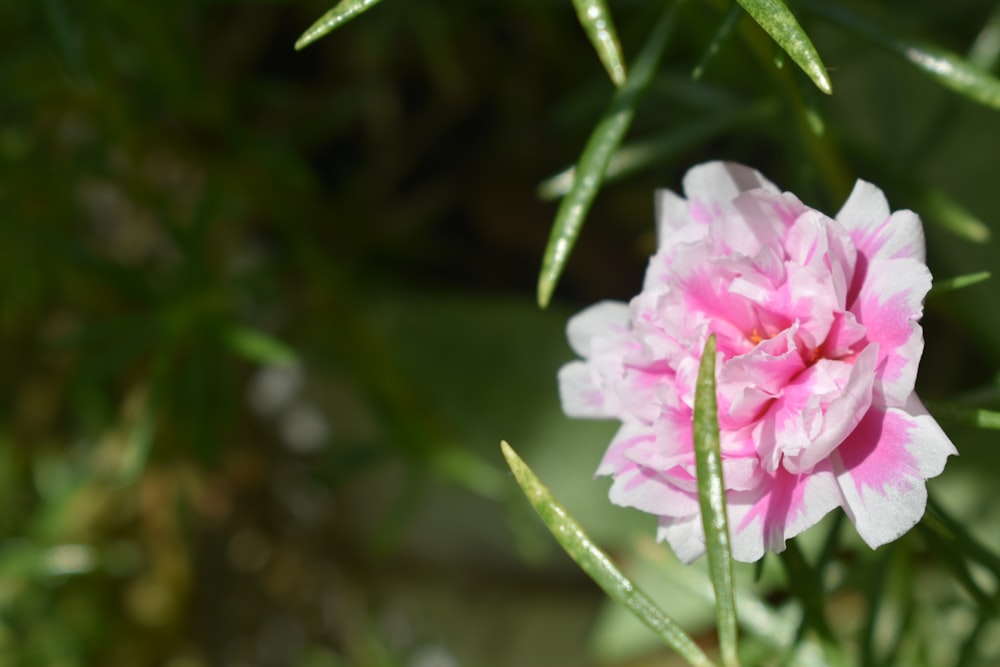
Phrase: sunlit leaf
[
  {"left": 295, "top": 0, "right": 386, "bottom": 50},
  {"left": 806, "top": 2, "right": 1000, "bottom": 111},
  {"left": 573, "top": 0, "right": 628, "bottom": 87},
  {"left": 500, "top": 441, "right": 715, "bottom": 667},
  {"left": 692, "top": 335, "right": 740, "bottom": 667},
  {"left": 928, "top": 271, "right": 991, "bottom": 297},
  {"left": 537, "top": 1, "right": 685, "bottom": 307},
  {"left": 735, "top": 0, "right": 832, "bottom": 94}
]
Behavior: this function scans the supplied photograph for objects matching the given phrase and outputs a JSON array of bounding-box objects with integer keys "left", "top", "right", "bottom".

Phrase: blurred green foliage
[{"left": 3, "top": 0, "right": 1000, "bottom": 665}]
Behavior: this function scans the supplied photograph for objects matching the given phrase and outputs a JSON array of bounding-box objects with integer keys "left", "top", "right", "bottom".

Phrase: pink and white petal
[
  {"left": 597, "top": 422, "right": 656, "bottom": 475},
  {"left": 727, "top": 463, "right": 843, "bottom": 562},
  {"left": 822, "top": 311, "right": 867, "bottom": 359},
  {"left": 566, "top": 300, "right": 631, "bottom": 358},
  {"left": 831, "top": 404, "right": 957, "bottom": 549},
  {"left": 654, "top": 188, "right": 705, "bottom": 246},
  {"left": 725, "top": 190, "right": 807, "bottom": 255},
  {"left": 656, "top": 513, "right": 706, "bottom": 564},
  {"left": 836, "top": 180, "right": 925, "bottom": 263},
  {"left": 852, "top": 258, "right": 931, "bottom": 405},
  {"left": 785, "top": 344, "right": 878, "bottom": 474},
  {"left": 835, "top": 179, "right": 890, "bottom": 236},
  {"left": 711, "top": 190, "right": 802, "bottom": 258},
  {"left": 682, "top": 161, "right": 779, "bottom": 224},
  {"left": 558, "top": 361, "right": 618, "bottom": 419},
  {"left": 608, "top": 465, "right": 701, "bottom": 517}
]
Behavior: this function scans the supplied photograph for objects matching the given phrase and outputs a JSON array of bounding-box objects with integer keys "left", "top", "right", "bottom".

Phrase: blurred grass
[{"left": 2, "top": 0, "right": 1000, "bottom": 665}]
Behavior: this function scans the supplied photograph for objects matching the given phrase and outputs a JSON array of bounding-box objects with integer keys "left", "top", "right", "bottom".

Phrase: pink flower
[{"left": 559, "top": 161, "right": 957, "bottom": 563}]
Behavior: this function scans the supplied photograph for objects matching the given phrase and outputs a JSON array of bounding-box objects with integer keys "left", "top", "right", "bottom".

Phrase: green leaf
[
  {"left": 778, "top": 540, "right": 842, "bottom": 664},
  {"left": 693, "top": 4, "right": 743, "bottom": 80},
  {"left": 537, "top": 0, "right": 685, "bottom": 308},
  {"left": 538, "top": 100, "right": 776, "bottom": 200},
  {"left": 928, "top": 271, "right": 991, "bottom": 297},
  {"left": 295, "top": 0, "right": 386, "bottom": 50},
  {"left": 924, "top": 401, "right": 1000, "bottom": 429},
  {"left": 805, "top": 2, "right": 1000, "bottom": 111},
  {"left": 925, "top": 495, "right": 1000, "bottom": 578},
  {"left": 223, "top": 324, "right": 299, "bottom": 367},
  {"left": 692, "top": 335, "right": 740, "bottom": 667},
  {"left": 735, "top": 0, "right": 832, "bottom": 94},
  {"left": 968, "top": 3, "right": 1000, "bottom": 72},
  {"left": 572, "top": 0, "right": 628, "bottom": 87},
  {"left": 919, "top": 522, "right": 998, "bottom": 615},
  {"left": 920, "top": 188, "right": 991, "bottom": 243},
  {"left": 500, "top": 441, "right": 715, "bottom": 667}
]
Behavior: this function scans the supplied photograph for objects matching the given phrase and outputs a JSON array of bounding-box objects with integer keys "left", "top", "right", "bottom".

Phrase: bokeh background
[{"left": 4, "top": 0, "right": 1000, "bottom": 665}]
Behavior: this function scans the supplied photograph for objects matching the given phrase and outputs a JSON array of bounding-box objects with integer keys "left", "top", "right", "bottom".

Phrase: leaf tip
[
  {"left": 500, "top": 439, "right": 514, "bottom": 458},
  {"left": 537, "top": 278, "right": 553, "bottom": 309},
  {"left": 817, "top": 74, "right": 833, "bottom": 95}
]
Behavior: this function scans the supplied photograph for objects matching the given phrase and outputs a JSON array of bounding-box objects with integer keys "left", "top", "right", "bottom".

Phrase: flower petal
[
  {"left": 597, "top": 421, "right": 655, "bottom": 475},
  {"left": 558, "top": 360, "right": 616, "bottom": 418},
  {"left": 836, "top": 179, "right": 926, "bottom": 263},
  {"left": 656, "top": 514, "right": 706, "bottom": 564},
  {"left": 682, "top": 162, "right": 779, "bottom": 223},
  {"left": 726, "top": 463, "right": 842, "bottom": 562},
  {"left": 655, "top": 188, "right": 702, "bottom": 246},
  {"left": 852, "top": 258, "right": 931, "bottom": 406},
  {"left": 831, "top": 399, "right": 957, "bottom": 549},
  {"left": 566, "top": 300, "right": 631, "bottom": 357}
]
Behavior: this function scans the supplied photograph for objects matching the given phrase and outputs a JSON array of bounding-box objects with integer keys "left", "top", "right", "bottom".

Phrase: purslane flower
[{"left": 559, "top": 161, "right": 957, "bottom": 563}]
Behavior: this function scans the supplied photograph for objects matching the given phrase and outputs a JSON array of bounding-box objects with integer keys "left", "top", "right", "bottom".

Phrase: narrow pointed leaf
[
  {"left": 806, "top": 2, "right": 1000, "bottom": 111},
  {"left": 919, "top": 523, "right": 998, "bottom": 614},
  {"left": 968, "top": 3, "right": 1000, "bottom": 71},
  {"left": 920, "top": 187, "right": 991, "bottom": 243},
  {"left": 693, "top": 4, "right": 743, "bottom": 80},
  {"left": 779, "top": 540, "right": 841, "bottom": 662},
  {"left": 928, "top": 271, "right": 991, "bottom": 297},
  {"left": 295, "top": 0, "right": 386, "bottom": 50},
  {"left": 538, "top": 101, "right": 775, "bottom": 200},
  {"left": 537, "top": 1, "right": 684, "bottom": 308},
  {"left": 735, "top": 0, "right": 832, "bottom": 94},
  {"left": 573, "top": 0, "right": 628, "bottom": 87},
  {"left": 692, "top": 335, "right": 740, "bottom": 667},
  {"left": 500, "top": 441, "right": 714, "bottom": 667},
  {"left": 925, "top": 402, "right": 1000, "bottom": 429},
  {"left": 925, "top": 495, "right": 1000, "bottom": 577}
]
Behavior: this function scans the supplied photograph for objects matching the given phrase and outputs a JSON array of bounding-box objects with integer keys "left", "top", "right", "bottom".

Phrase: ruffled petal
[
  {"left": 655, "top": 188, "right": 704, "bottom": 247},
  {"left": 597, "top": 421, "right": 656, "bottom": 475},
  {"left": 656, "top": 514, "right": 705, "bottom": 564},
  {"left": 727, "top": 463, "right": 842, "bottom": 562},
  {"left": 558, "top": 360, "right": 617, "bottom": 418},
  {"left": 608, "top": 465, "right": 701, "bottom": 517},
  {"left": 566, "top": 300, "right": 631, "bottom": 357},
  {"left": 836, "top": 179, "right": 926, "bottom": 263},
  {"left": 682, "top": 162, "right": 780, "bottom": 224},
  {"left": 831, "top": 400, "right": 957, "bottom": 549},
  {"left": 852, "top": 258, "right": 931, "bottom": 406}
]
